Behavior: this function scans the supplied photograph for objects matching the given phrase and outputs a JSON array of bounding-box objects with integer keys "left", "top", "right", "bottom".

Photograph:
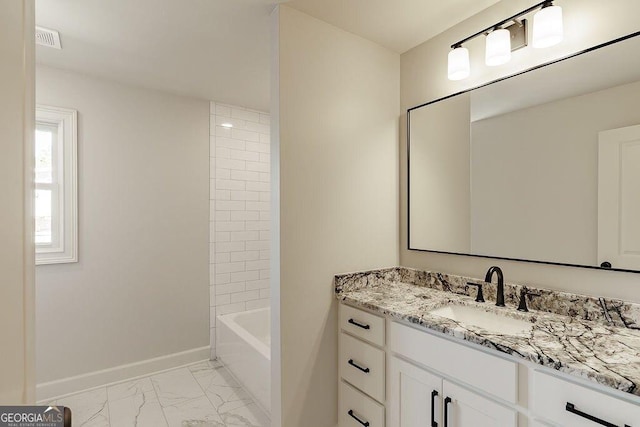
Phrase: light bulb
[
  {"left": 448, "top": 47, "right": 470, "bottom": 81},
  {"left": 485, "top": 28, "right": 511, "bottom": 66},
  {"left": 533, "top": 4, "right": 563, "bottom": 48}
]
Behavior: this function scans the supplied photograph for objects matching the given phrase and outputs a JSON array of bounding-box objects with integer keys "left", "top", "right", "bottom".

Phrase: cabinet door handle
[
  {"left": 348, "top": 409, "right": 370, "bottom": 426},
  {"left": 444, "top": 397, "right": 452, "bottom": 427},
  {"left": 430, "top": 390, "right": 439, "bottom": 427},
  {"left": 348, "top": 359, "right": 370, "bottom": 373},
  {"left": 565, "top": 402, "right": 629, "bottom": 427},
  {"left": 348, "top": 318, "right": 370, "bottom": 330}
]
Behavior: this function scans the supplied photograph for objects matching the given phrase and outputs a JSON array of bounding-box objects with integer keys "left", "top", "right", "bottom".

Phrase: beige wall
[
  {"left": 272, "top": 6, "right": 399, "bottom": 426},
  {"left": 35, "top": 67, "right": 210, "bottom": 385},
  {"left": 471, "top": 80, "right": 640, "bottom": 265},
  {"left": 401, "top": 0, "right": 640, "bottom": 302},
  {"left": 0, "top": 0, "right": 36, "bottom": 404}
]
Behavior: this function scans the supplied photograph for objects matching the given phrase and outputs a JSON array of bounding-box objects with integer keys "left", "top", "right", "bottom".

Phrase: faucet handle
[
  {"left": 517, "top": 289, "right": 541, "bottom": 312},
  {"left": 466, "top": 282, "right": 485, "bottom": 303}
]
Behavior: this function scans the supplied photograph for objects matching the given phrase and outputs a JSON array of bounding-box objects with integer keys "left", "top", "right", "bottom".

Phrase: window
[{"left": 35, "top": 105, "right": 77, "bottom": 265}]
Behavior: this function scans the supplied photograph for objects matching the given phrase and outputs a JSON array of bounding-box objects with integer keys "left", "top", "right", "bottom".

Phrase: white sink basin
[{"left": 429, "top": 305, "right": 533, "bottom": 335}]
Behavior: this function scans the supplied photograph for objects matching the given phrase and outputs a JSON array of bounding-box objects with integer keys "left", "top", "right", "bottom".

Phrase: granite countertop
[{"left": 334, "top": 267, "right": 640, "bottom": 398}]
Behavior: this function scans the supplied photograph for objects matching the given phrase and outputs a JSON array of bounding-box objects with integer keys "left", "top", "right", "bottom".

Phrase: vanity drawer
[
  {"left": 340, "top": 304, "right": 385, "bottom": 347},
  {"left": 389, "top": 321, "right": 518, "bottom": 403},
  {"left": 339, "top": 380, "right": 385, "bottom": 427},
  {"left": 532, "top": 370, "right": 640, "bottom": 427},
  {"left": 339, "top": 332, "right": 385, "bottom": 402}
]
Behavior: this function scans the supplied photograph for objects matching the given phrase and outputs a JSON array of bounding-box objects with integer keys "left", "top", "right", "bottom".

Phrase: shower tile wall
[{"left": 209, "top": 102, "right": 270, "bottom": 358}]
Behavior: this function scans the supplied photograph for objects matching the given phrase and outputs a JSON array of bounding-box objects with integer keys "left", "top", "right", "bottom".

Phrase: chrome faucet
[{"left": 485, "top": 266, "right": 505, "bottom": 307}]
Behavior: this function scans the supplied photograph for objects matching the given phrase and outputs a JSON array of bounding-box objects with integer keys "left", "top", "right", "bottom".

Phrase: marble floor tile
[
  {"left": 108, "top": 393, "right": 168, "bottom": 427},
  {"left": 43, "top": 361, "right": 269, "bottom": 427},
  {"left": 107, "top": 377, "right": 155, "bottom": 402},
  {"left": 151, "top": 367, "right": 206, "bottom": 407},
  {"left": 161, "top": 395, "right": 225, "bottom": 427},
  {"left": 53, "top": 387, "right": 110, "bottom": 427}
]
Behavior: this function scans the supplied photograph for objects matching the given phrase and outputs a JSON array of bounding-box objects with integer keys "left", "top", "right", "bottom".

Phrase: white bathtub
[{"left": 216, "top": 307, "right": 270, "bottom": 415}]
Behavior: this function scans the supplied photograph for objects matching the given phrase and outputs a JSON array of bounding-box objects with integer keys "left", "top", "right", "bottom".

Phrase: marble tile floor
[{"left": 45, "top": 360, "right": 270, "bottom": 427}]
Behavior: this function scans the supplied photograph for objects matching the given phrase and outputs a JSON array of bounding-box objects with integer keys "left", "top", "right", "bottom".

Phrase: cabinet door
[
  {"left": 388, "top": 356, "right": 442, "bottom": 427},
  {"left": 443, "top": 380, "right": 517, "bottom": 427}
]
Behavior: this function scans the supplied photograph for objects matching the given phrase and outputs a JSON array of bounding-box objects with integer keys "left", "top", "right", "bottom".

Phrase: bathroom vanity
[{"left": 335, "top": 267, "right": 640, "bottom": 427}]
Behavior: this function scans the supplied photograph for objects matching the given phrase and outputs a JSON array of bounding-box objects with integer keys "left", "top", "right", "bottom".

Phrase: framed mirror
[{"left": 408, "top": 32, "right": 640, "bottom": 272}]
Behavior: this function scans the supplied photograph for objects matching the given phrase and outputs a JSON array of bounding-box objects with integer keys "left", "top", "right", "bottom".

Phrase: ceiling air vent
[{"left": 36, "top": 26, "right": 62, "bottom": 49}]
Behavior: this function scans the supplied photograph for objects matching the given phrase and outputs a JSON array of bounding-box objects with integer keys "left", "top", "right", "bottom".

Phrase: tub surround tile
[{"left": 335, "top": 267, "right": 640, "bottom": 397}]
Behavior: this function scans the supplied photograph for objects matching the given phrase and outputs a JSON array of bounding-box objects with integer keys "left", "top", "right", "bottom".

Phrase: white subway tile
[
  {"left": 209, "top": 116, "right": 217, "bottom": 136},
  {"left": 259, "top": 133, "right": 270, "bottom": 144},
  {"left": 216, "top": 211, "right": 230, "bottom": 221},
  {"left": 215, "top": 275, "right": 231, "bottom": 287},
  {"left": 246, "top": 240, "right": 269, "bottom": 251},
  {"left": 216, "top": 222, "right": 245, "bottom": 232},
  {"left": 230, "top": 211, "right": 259, "bottom": 221},
  {"left": 231, "top": 170, "right": 260, "bottom": 181},
  {"left": 245, "top": 122, "right": 270, "bottom": 134},
  {"left": 215, "top": 116, "right": 246, "bottom": 129},
  {"left": 259, "top": 288, "right": 270, "bottom": 299},
  {"left": 259, "top": 153, "right": 270, "bottom": 164},
  {"left": 210, "top": 136, "right": 216, "bottom": 155},
  {"left": 216, "top": 137, "right": 245, "bottom": 150},
  {"left": 215, "top": 104, "right": 232, "bottom": 116},
  {"left": 216, "top": 294, "right": 231, "bottom": 306},
  {"left": 215, "top": 190, "right": 230, "bottom": 201},
  {"left": 246, "top": 141, "right": 270, "bottom": 154},
  {"left": 216, "top": 147, "right": 231, "bottom": 159},
  {"left": 215, "top": 252, "right": 230, "bottom": 263},
  {"left": 246, "top": 260, "right": 270, "bottom": 271},
  {"left": 232, "top": 128, "right": 259, "bottom": 142},
  {"left": 246, "top": 279, "right": 270, "bottom": 290},
  {"left": 231, "top": 251, "right": 260, "bottom": 262},
  {"left": 216, "top": 282, "right": 245, "bottom": 295},
  {"left": 217, "top": 179, "right": 245, "bottom": 191},
  {"left": 246, "top": 201, "right": 269, "bottom": 211},
  {"left": 215, "top": 241, "right": 245, "bottom": 253},
  {"left": 246, "top": 181, "right": 269, "bottom": 192},
  {"left": 259, "top": 114, "right": 270, "bottom": 125},
  {"left": 216, "top": 200, "right": 245, "bottom": 211},
  {"left": 230, "top": 290, "right": 260, "bottom": 303},
  {"left": 230, "top": 270, "right": 260, "bottom": 283},
  {"left": 260, "top": 269, "right": 270, "bottom": 279},
  {"left": 230, "top": 230, "right": 259, "bottom": 242},
  {"left": 217, "top": 302, "right": 246, "bottom": 315},
  {"left": 231, "top": 190, "right": 260, "bottom": 201},
  {"left": 260, "top": 192, "right": 270, "bottom": 202},
  {"left": 260, "top": 249, "right": 270, "bottom": 260},
  {"left": 246, "top": 161, "right": 269, "bottom": 173},
  {"left": 217, "top": 262, "right": 246, "bottom": 274},
  {"left": 259, "top": 172, "right": 270, "bottom": 182},
  {"left": 216, "top": 168, "right": 231, "bottom": 180},
  {"left": 246, "top": 221, "right": 269, "bottom": 231},
  {"left": 259, "top": 211, "right": 270, "bottom": 221},
  {"left": 230, "top": 149, "right": 259, "bottom": 162},
  {"left": 217, "top": 158, "right": 245, "bottom": 171},
  {"left": 216, "top": 126, "right": 232, "bottom": 138},
  {"left": 232, "top": 108, "right": 260, "bottom": 123},
  {"left": 246, "top": 299, "right": 270, "bottom": 310},
  {"left": 259, "top": 230, "right": 270, "bottom": 241}
]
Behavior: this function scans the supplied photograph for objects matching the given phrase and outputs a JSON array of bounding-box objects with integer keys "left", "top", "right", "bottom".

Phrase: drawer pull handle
[
  {"left": 431, "top": 390, "right": 439, "bottom": 427},
  {"left": 444, "top": 396, "right": 452, "bottom": 427},
  {"left": 348, "top": 318, "right": 370, "bottom": 330},
  {"left": 566, "top": 402, "right": 629, "bottom": 427},
  {"left": 348, "top": 359, "right": 370, "bottom": 373},
  {"left": 348, "top": 409, "right": 370, "bottom": 426}
]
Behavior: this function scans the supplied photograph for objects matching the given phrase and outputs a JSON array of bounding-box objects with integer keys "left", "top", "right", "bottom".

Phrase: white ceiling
[
  {"left": 35, "top": 0, "right": 498, "bottom": 111},
  {"left": 286, "top": 0, "right": 502, "bottom": 53}
]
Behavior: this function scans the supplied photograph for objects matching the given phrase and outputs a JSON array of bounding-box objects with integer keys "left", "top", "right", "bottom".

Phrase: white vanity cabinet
[{"left": 338, "top": 303, "right": 640, "bottom": 427}]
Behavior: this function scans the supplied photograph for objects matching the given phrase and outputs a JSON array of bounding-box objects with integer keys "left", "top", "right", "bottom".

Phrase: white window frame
[{"left": 35, "top": 105, "right": 78, "bottom": 265}]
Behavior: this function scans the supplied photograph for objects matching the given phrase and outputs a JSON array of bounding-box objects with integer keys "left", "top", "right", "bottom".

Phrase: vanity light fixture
[{"left": 447, "top": 0, "right": 563, "bottom": 80}]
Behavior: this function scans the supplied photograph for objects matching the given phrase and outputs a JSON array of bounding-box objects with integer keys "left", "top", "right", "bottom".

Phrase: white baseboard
[{"left": 36, "top": 346, "right": 210, "bottom": 402}]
